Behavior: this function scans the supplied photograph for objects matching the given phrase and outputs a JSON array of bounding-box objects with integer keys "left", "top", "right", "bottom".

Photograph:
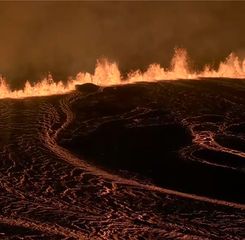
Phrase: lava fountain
[{"left": 1, "top": 48, "right": 245, "bottom": 99}]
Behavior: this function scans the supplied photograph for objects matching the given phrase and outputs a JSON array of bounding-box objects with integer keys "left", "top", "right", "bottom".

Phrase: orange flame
[{"left": 1, "top": 48, "right": 245, "bottom": 99}]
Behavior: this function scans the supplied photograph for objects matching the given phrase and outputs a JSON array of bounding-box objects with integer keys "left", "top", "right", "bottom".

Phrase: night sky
[{"left": 0, "top": 1, "right": 245, "bottom": 87}]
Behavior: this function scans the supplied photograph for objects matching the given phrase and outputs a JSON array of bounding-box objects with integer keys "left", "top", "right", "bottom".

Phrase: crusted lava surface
[{"left": 0, "top": 79, "right": 244, "bottom": 239}]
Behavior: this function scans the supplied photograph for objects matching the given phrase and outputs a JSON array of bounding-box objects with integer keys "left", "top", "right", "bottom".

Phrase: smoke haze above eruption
[{"left": 0, "top": 1, "right": 245, "bottom": 88}]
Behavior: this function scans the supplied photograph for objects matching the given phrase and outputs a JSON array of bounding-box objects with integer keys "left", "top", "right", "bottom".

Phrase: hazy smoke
[{"left": 0, "top": 2, "right": 244, "bottom": 88}]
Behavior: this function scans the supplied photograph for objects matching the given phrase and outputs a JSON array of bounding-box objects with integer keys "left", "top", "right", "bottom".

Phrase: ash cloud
[{"left": 0, "top": 2, "right": 244, "bottom": 88}]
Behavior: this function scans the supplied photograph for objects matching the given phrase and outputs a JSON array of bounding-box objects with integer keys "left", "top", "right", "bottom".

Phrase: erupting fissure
[{"left": 1, "top": 49, "right": 245, "bottom": 99}]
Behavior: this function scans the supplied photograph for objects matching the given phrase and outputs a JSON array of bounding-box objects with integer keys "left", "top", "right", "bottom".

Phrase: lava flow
[{"left": 0, "top": 77, "right": 244, "bottom": 239}]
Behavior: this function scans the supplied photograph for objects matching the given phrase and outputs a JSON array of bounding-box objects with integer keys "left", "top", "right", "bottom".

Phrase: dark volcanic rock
[{"left": 75, "top": 83, "right": 100, "bottom": 93}]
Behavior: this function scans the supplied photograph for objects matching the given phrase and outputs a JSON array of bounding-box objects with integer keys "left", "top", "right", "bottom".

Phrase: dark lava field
[{"left": 0, "top": 78, "right": 244, "bottom": 239}]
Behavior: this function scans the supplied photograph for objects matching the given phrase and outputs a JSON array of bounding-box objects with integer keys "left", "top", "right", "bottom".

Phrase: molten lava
[{"left": 1, "top": 48, "right": 245, "bottom": 99}]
